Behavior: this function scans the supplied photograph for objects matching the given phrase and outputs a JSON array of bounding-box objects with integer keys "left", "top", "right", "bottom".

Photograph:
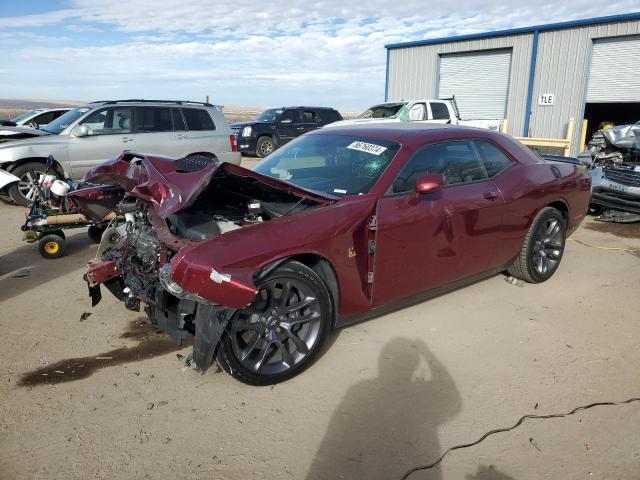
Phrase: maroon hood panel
[{"left": 84, "top": 151, "right": 336, "bottom": 218}]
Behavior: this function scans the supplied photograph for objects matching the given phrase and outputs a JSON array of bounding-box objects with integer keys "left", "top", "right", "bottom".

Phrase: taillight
[{"left": 230, "top": 134, "right": 237, "bottom": 152}]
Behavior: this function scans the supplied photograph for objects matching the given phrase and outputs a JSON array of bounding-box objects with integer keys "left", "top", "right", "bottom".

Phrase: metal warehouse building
[{"left": 384, "top": 13, "right": 640, "bottom": 156}]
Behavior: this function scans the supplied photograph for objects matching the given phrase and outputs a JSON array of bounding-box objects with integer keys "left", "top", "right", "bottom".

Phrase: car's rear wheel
[
  {"left": 216, "top": 261, "right": 332, "bottom": 385},
  {"left": 9, "top": 162, "right": 57, "bottom": 207},
  {"left": 256, "top": 136, "right": 275, "bottom": 158},
  {"left": 508, "top": 207, "right": 566, "bottom": 283}
]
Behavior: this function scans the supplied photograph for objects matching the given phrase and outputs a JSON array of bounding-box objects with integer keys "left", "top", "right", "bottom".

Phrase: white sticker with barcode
[{"left": 347, "top": 141, "right": 387, "bottom": 156}]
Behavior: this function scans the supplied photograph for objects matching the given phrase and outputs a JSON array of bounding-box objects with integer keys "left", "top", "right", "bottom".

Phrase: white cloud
[{"left": 0, "top": 1, "right": 638, "bottom": 108}]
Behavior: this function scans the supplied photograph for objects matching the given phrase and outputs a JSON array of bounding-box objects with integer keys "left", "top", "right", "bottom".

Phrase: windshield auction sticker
[{"left": 347, "top": 141, "right": 387, "bottom": 156}]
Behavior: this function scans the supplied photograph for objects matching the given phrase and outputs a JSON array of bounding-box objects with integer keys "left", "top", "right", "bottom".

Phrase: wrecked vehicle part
[
  {"left": 580, "top": 123, "right": 640, "bottom": 220},
  {"left": 84, "top": 151, "right": 337, "bottom": 374}
]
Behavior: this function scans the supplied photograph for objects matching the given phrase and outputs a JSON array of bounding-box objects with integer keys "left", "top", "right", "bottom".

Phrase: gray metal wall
[
  {"left": 387, "top": 18, "right": 640, "bottom": 156},
  {"left": 532, "top": 20, "right": 640, "bottom": 154},
  {"left": 387, "top": 34, "right": 534, "bottom": 137}
]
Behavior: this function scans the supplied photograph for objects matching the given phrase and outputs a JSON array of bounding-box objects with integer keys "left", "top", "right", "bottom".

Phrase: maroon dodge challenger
[{"left": 84, "top": 124, "right": 591, "bottom": 385}]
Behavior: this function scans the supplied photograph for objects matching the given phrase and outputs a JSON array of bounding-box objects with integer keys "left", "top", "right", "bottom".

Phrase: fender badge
[
  {"left": 347, "top": 247, "right": 356, "bottom": 258},
  {"left": 210, "top": 268, "right": 231, "bottom": 284}
]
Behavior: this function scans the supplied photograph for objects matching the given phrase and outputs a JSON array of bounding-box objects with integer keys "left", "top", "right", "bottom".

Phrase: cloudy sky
[{"left": 0, "top": 1, "right": 638, "bottom": 110}]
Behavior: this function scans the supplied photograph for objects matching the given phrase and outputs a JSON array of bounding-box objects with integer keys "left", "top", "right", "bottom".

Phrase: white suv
[{"left": 0, "top": 100, "right": 241, "bottom": 205}]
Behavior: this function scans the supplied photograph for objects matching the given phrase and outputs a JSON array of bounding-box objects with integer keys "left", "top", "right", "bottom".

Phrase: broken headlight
[{"left": 159, "top": 264, "right": 215, "bottom": 304}]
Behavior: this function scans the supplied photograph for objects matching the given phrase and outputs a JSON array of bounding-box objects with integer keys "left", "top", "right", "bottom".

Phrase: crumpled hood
[{"left": 84, "top": 151, "right": 337, "bottom": 218}]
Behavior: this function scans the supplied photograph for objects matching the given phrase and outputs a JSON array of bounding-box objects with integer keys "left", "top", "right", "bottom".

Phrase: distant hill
[{"left": 0, "top": 99, "right": 359, "bottom": 123}]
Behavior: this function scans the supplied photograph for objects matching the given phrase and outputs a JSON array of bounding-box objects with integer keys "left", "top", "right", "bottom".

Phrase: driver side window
[
  {"left": 279, "top": 109, "right": 300, "bottom": 123},
  {"left": 81, "top": 107, "right": 132, "bottom": 135},
  {"left": 392, "top": 140, "right": 489, "bottom": 193}
]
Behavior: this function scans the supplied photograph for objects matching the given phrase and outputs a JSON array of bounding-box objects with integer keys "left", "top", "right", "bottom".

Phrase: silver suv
[{"left": 0, "top": 100, "right": 241, "bottom": 205}]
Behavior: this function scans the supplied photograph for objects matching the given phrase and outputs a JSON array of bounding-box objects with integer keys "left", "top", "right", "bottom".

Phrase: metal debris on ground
[
  {"left": 504, "top": 276, "right": 524, "bottom": 287},
  {"left": 529, "top": 437, "right": 542, "bottom": 451},
  {"left": 12, "top": 268, "right": 31, "bottom": 278}
]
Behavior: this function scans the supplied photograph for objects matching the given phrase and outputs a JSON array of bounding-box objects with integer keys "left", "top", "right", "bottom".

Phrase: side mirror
[
  {"left": 280, "top": 118, "right": 292, "bottom": 124},
  {"left": 71, "top": 125, "right": 90, "bottom": 137},
  {"left": 415, "top": 172, "right": 444, "bottom": 194}
]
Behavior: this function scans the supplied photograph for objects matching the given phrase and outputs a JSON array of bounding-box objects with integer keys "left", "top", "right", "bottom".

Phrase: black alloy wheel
[
  {"left": 217, "top": 261, "right": 332, "bottom": 385},
  {"left": 508, "top": 207, "right": 566, "bottom": 283}
]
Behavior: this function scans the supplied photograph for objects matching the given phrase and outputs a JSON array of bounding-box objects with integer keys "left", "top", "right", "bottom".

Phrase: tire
[
  {"left": 8, "top": 162, "right": 58, "bottom": 207},
  {"left": 256, "top": 136, "right": 275, "bottom": 158},
  {"left": 38, "top": 234, "right": 66, "bottom": 259},
  {"left": 508, "top": 207, "right": 567, "bottom": 283},
  {"left": 216, "top": 260, "right": 333, "bottom": 385},
  {"left": 87, "top": 225, "right": 105, "bottom": 244}
]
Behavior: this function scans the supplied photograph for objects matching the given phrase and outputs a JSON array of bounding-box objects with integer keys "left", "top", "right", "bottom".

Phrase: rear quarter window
[
  {"left": 321, "top": 109, "right": 342, "bottom": 123},
  {"left": 182, "top": 108, "right": 216, "bottom": 131}
]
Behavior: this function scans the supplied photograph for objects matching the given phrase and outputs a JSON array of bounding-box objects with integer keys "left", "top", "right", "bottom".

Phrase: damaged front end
[
  {"left": 579, "top": 122, "right": 640, "bottom": 222},
  {"left": 84, "top": 151, "right": 333, "bottom": 372}
]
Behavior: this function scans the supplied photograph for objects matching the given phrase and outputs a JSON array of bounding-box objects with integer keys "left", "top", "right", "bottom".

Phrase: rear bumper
[{"left": 235, "top": 136, "right": 258, "bottom": 155}]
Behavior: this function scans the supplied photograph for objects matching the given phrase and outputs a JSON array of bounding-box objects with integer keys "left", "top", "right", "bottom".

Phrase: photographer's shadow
[{"left": 306, "top": 337, "right": 461, "bottom": 480}]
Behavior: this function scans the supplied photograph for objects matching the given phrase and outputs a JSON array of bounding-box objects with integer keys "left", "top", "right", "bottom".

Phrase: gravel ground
[{"left": 1, "top": 171, "right": 639, "bottom": 479}]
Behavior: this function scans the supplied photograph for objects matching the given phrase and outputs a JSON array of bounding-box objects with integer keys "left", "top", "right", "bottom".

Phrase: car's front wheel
[
  {"left": 216, "top": 260, "right": 332, "bottom": 385},
  {"left": 508, "top": 206, "right": 567, "bottom": 283}
]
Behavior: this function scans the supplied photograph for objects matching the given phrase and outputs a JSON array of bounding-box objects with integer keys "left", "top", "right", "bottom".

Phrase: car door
[
  {"left": 132, "top": 106, "right": 186, "bottom": 157},
  {"left": 66, "top": 106, "right": 134, "bottom": 179},
  {"left": 276, "top": 109, "right": 303, "bottom": 144},
  {"left": 372, "top": 140, "right": 506, "bottom": 307},
  {"left": 299, "top": 109, "right": 323, "bottom": 134}
]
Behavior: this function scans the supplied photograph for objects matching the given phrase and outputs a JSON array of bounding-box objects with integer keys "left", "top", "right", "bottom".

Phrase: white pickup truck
[{"left": 326, "top": 98, "right": 502, "bottom": 131}]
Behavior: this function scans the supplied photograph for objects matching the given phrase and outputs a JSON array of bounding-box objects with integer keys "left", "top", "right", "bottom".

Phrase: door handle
[
  {"left": 296, "top": 127, "right": 304, "bottom": 130},
  {"left": 121, "top": 137, "right": 133, "bottom": 143},
  {"left": 483, "top": 190, "right": 499, "bottom": 200}
]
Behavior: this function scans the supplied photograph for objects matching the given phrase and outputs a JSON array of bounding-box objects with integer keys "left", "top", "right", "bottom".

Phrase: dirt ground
[{"left": 1, "top": 166, "right": 639, "bottom": 480}]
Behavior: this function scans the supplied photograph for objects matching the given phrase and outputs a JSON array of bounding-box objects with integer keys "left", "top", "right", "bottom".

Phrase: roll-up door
[
  {"left": 438, "top": 49, "right": 512, "bottom": 119},
  {"left": 587, "top": 36, "right": 640, "bottom": 102}
]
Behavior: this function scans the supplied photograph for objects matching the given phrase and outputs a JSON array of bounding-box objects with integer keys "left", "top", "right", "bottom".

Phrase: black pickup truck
[{"left": 231, "top": 106, "right": 342, "bottom": 157}]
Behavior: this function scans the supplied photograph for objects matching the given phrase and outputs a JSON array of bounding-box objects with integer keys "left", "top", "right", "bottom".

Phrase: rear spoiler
[{"left": 541, "top": 154, "right": 581, "bottom": 165}]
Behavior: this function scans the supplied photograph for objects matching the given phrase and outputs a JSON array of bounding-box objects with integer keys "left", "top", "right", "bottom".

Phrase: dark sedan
[{"left": 84, "top": 124, "right": 591, "bottom": 385}]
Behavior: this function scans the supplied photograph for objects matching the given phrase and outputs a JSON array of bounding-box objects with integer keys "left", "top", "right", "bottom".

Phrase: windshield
[
  {"left": 10, "top": 110, "right": 37, "bottom": 123},
  {"left": 256, "top": 108, "right": 283, "bottom": 122},
  {"left": 253, "top": 134, "right": 400, "bottom": 196},
  {"left": 42, "top": 107, "right": 88, "bottom": 134},
  {"left": 357, "top": 103, "right": 405, "bottom": 119}
]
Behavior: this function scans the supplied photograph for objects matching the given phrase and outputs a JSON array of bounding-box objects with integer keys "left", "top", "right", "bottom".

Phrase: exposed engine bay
[
  {"left": 579, "top": 122, "right": 640, "bottom": 222},
  {"left": 87, "top": 154, "right": 327, "bottom": 372}
]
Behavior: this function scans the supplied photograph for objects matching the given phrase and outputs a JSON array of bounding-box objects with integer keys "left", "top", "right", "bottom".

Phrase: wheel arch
[
  {"left": 546, "top": 199, "right": 569, "bottom": 222},
  {"left": 5, "top": 156, "right": 67, "bottom": 178},
  {"left": 254, "top": 253, "right": 340, "bottom": 327}
]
